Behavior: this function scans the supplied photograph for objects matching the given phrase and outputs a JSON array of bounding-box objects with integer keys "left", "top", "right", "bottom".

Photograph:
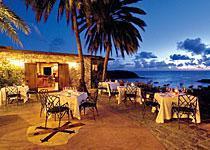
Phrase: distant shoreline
[
  {"left": 107, "top": 70, "right": 145, "bottom": 79},
  {"left": 197, "top": 79, "right": 210, "bottom": 84}
]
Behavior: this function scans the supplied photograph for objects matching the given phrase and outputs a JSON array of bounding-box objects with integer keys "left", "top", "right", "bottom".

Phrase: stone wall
[{"left": 0, "top": 49, "right": 93, "bottom": 88}]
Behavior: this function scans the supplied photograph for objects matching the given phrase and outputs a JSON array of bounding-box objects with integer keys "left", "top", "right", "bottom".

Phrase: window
[{"left": 43, "top": 67, "right": 52, "bottom": 75}]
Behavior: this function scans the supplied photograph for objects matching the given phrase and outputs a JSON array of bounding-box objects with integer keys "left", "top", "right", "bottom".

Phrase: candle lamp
[{"left": 174, "top": 88, "right": 179, "bottom": 95}]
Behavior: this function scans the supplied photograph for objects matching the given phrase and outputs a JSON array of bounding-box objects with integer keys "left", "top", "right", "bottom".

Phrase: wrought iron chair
[
  {"left": 172, "top": 94, "right": 198, "bottom": 129},
  {"left": 27, "top": 90, "right": 38, "bottom": 101},
  {"left": 108, "top": 84, "right": 119, "bottom": 103},
  {"left": 79, "top": 89, "right": 99, "bottom": 120},
  {"left": 124, "top": 86, "right": 137, "bottom": 105},
  {"left": 45, "top": 95, "right": 70, "bottom": 127},
  {"left": 5, "top": 86, "right": 21, "bottom": 105},
  {"left": 38, "top": 89, "right": 49, "bottom": 117},
  {"left": 141, "top": 91, "right": 159, "bottom": 119},
  {"left": 98, "top": 82, "right": 108, "bottom": 95}
]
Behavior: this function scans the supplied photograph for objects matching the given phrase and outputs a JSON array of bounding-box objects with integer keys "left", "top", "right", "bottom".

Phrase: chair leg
[
  {"left": 27, "top": 93, "right": 30, "bottom": 101},
  {"left": 79, "top": 106, "right": 82, "bottom": 116},
  {"left": 92, "top": 108, "right": 95, "bottom": 120},
  {"left": 45, "top": 115, "right": 48, "bottom": 128},
  {"left": 36, "top": 93, "right": 39, "bottom": 102},
  {"left": 194, "top": 113, "right": 197, "bottom": 128},
  {"left": 70, "top": 110, "right": 74, "bottom": 119},
  {"left": 17, "top": 96, "right": 19, "bottom": 106},
  {"left": 142, "top": 104, "right": 146, "bottom": 119},
  {"left": 109, "top": 96, "right": 111, "bottom": 103},
  {"left": 40, "top": 106, "right": 43, "bottom": 117},
  {"left": 177, "top": 113, "right": 180, "bottom": 129},
  {"left": 154, "top": 107, "right": 158, "bottom": 120},
  {"left": 58, "top": 117, "right": 61, "bottom": 127},
  {"left": 18, "top": 95, "right": 22, "bottom": 105},
  {"left": 124, "top": 98, "right": 127, "bottom": 106},
  {"left": 95, "top": 106, "right": 99, "bottom": 116},
  {"left": 67, "top": 110, "right": 70, "bottom": 121},
  {"left": 84, "top": 107, "right": 86, "bottom": 116}
]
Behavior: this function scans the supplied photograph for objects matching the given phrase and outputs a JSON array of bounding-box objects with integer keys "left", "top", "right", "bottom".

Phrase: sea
[{"left": 124, "top": 71, "right": 210, "bottom": 88}]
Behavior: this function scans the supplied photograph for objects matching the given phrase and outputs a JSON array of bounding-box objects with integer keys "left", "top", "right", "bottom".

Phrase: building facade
[{"left": 0, "top": 46, "right": 104, "bottom": 91}]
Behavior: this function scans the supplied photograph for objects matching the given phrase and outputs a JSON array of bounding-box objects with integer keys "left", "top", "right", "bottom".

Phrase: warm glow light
[
  {"left": 68, "top": 62, "right": 79, "bottom": 69},
  {"left": 8, "top": 59, "right": 25, "bottom": 68}
]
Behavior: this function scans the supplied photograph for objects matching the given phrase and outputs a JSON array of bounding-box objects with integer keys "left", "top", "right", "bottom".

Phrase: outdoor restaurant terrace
[
  {"left": 1, "top": 0, "right": 210, "bottom": 149},
  {"left": 0, "top": 69, "right": 210, "bottom": 149}
]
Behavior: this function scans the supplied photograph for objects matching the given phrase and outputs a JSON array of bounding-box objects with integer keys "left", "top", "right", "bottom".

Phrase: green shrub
[{"left": 0, "top": 60, "right": 24, "bottom": 88}]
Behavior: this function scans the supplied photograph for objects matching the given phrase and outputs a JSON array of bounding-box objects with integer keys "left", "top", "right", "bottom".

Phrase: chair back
[
  {"left": 63, "top": 86, "right": 77, "bottom": 91},
  {"left": 119, "top": 80, "right": 124, "bottom": 86},
  {"left": 45, "top": 95, "right": 60, "bottom": 111},
  {"left": 38, "top": 89, "right": 49, "bottom": 105},
  {"left": 5, "top": 86, "right": 19, "bottom": 96},
  {"left": 125, "top": 86, "right": 137, "bottom": 96},
  {"left": 141, "top": 91, "right": 154, "bottom": 102},
  {"left": 178, "top": 94, "right": 198, "bottom": 109},
  {"left": 107, "top": 84, "right": 117, "bottom": 93},
  {"left": 89, "top": 89, "right": 98, "bottom": 103}
]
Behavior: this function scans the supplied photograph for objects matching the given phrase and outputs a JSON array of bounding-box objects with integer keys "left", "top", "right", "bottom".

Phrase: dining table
[
  {"left": 154, "top": 92, "right": 201, "bottom": 124},
  {"left": 0, "top": 85, "right": 29, "bottom": 106},
  {"left": 98, "top": 81, "right": 120, "bottom": 96},
  {"left": 58, "top": 90, "right": 88, "bottom": 120},
  {"left": 117, "top": 86, "right": 142, "bottom": 104}
]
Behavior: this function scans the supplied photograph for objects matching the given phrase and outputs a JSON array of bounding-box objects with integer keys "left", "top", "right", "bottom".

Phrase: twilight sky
[{"left": 1, "top": 0, "right": 210, "bottom": 70}]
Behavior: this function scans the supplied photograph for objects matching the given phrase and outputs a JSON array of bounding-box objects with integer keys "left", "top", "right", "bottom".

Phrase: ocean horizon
[{"left": 123, "top": 70, "right": 210, "bottom": 88}]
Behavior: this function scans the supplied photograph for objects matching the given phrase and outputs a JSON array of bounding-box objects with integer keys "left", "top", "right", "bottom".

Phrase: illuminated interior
[{"left": 37, "top": 62, "right": 59, "bottom": 91}]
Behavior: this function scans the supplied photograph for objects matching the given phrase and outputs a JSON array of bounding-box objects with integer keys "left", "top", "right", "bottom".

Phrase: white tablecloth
[
  {"left": 117, "top": 86, "right": 142, "bottom": 104},
  {"left": 154, "top": 92, "right": 201, "bottom": 123},
  {"left": 58, "top": 91, "right": 88, "bottom": 120},
  {"left": 0, "top": 86, "right": 29, "bottom": 106},
  {"left": 98, "top": 82, "right": 120, "bottom": 96}
]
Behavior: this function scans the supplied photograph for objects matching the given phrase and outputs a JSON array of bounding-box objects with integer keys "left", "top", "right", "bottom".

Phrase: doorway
[
  {"left": 36, "top": 62, "right": 59, "bottom": 91},
  {"left": 25, "top": 63, "right": 70, "bottom": 91}
]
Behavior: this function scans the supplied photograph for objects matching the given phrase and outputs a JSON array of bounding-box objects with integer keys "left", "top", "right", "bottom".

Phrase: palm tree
[
  {"left": 79, "top": 0, "right": 146, "bottom": 81},
  {"left": 0, "top": 1, "right": 30, "bottom": 47},
  {"left": 25, "top": 0, "right": 89, "bottom": 91}
]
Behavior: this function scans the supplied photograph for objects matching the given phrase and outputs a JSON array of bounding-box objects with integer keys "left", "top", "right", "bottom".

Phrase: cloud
[
  {"left": 29, "top": 23, "right": 47, "bottom": 43},
  {"left": 201, "top": 56, "right": 210, "bottom": 66},
  {"left": 177, "top": 63, "right": 184, "bottom": 67},
  {"left": 135, "top": 51, "right": 157, "bottom": 60},
  {"left": 108, "top": 59, "right": 127, "bottom": 70},
  {"left": 31, "top": 23, "right": 42, "bottom": 37},
  {"left": 185, "top": 62, "right": 197, "bottom": 66},
  {"left": 177, "top": 38, "right": 210, "bottom": 55},
  {"left": 170, "top": 54, "right": 191, "bottom": 60},
  {"left": 109, "top": 58, "right": 177, "bottom": 70},
  {"left": 134, "top": 59, "right": 176, "bottom": 70}
]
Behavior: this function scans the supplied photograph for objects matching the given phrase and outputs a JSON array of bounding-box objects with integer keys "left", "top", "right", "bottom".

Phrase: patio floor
[
  {"left": 0, "top": 95, "right": 164, "bottom": 150},
  {"left": 0, "top": 95, "right": 209, "bottom": 150}
]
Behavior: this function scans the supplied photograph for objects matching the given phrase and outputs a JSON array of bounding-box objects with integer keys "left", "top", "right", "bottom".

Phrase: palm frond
[
  {"left": 121, "top": 0, "right": 141, "bottom": 5},
  {"left": 0, "top": 4, "right": 30, "bottom": 34},
  {"left": 0, "top": 18, "right": 22, "bottom": 47},
  {"left": 79, "top": 0, "right": 146, "bottom": 57},
  {"left": 0, "top": 3, "right": 30, "bottom": 46}
]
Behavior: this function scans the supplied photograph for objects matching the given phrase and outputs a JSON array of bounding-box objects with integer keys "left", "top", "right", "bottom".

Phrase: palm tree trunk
[
  {"left": 102, "top": 45, "right": 111, "bottom": 81},
  {"left": 72, "top": 5, "right": 87, "bottom": 92}
]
